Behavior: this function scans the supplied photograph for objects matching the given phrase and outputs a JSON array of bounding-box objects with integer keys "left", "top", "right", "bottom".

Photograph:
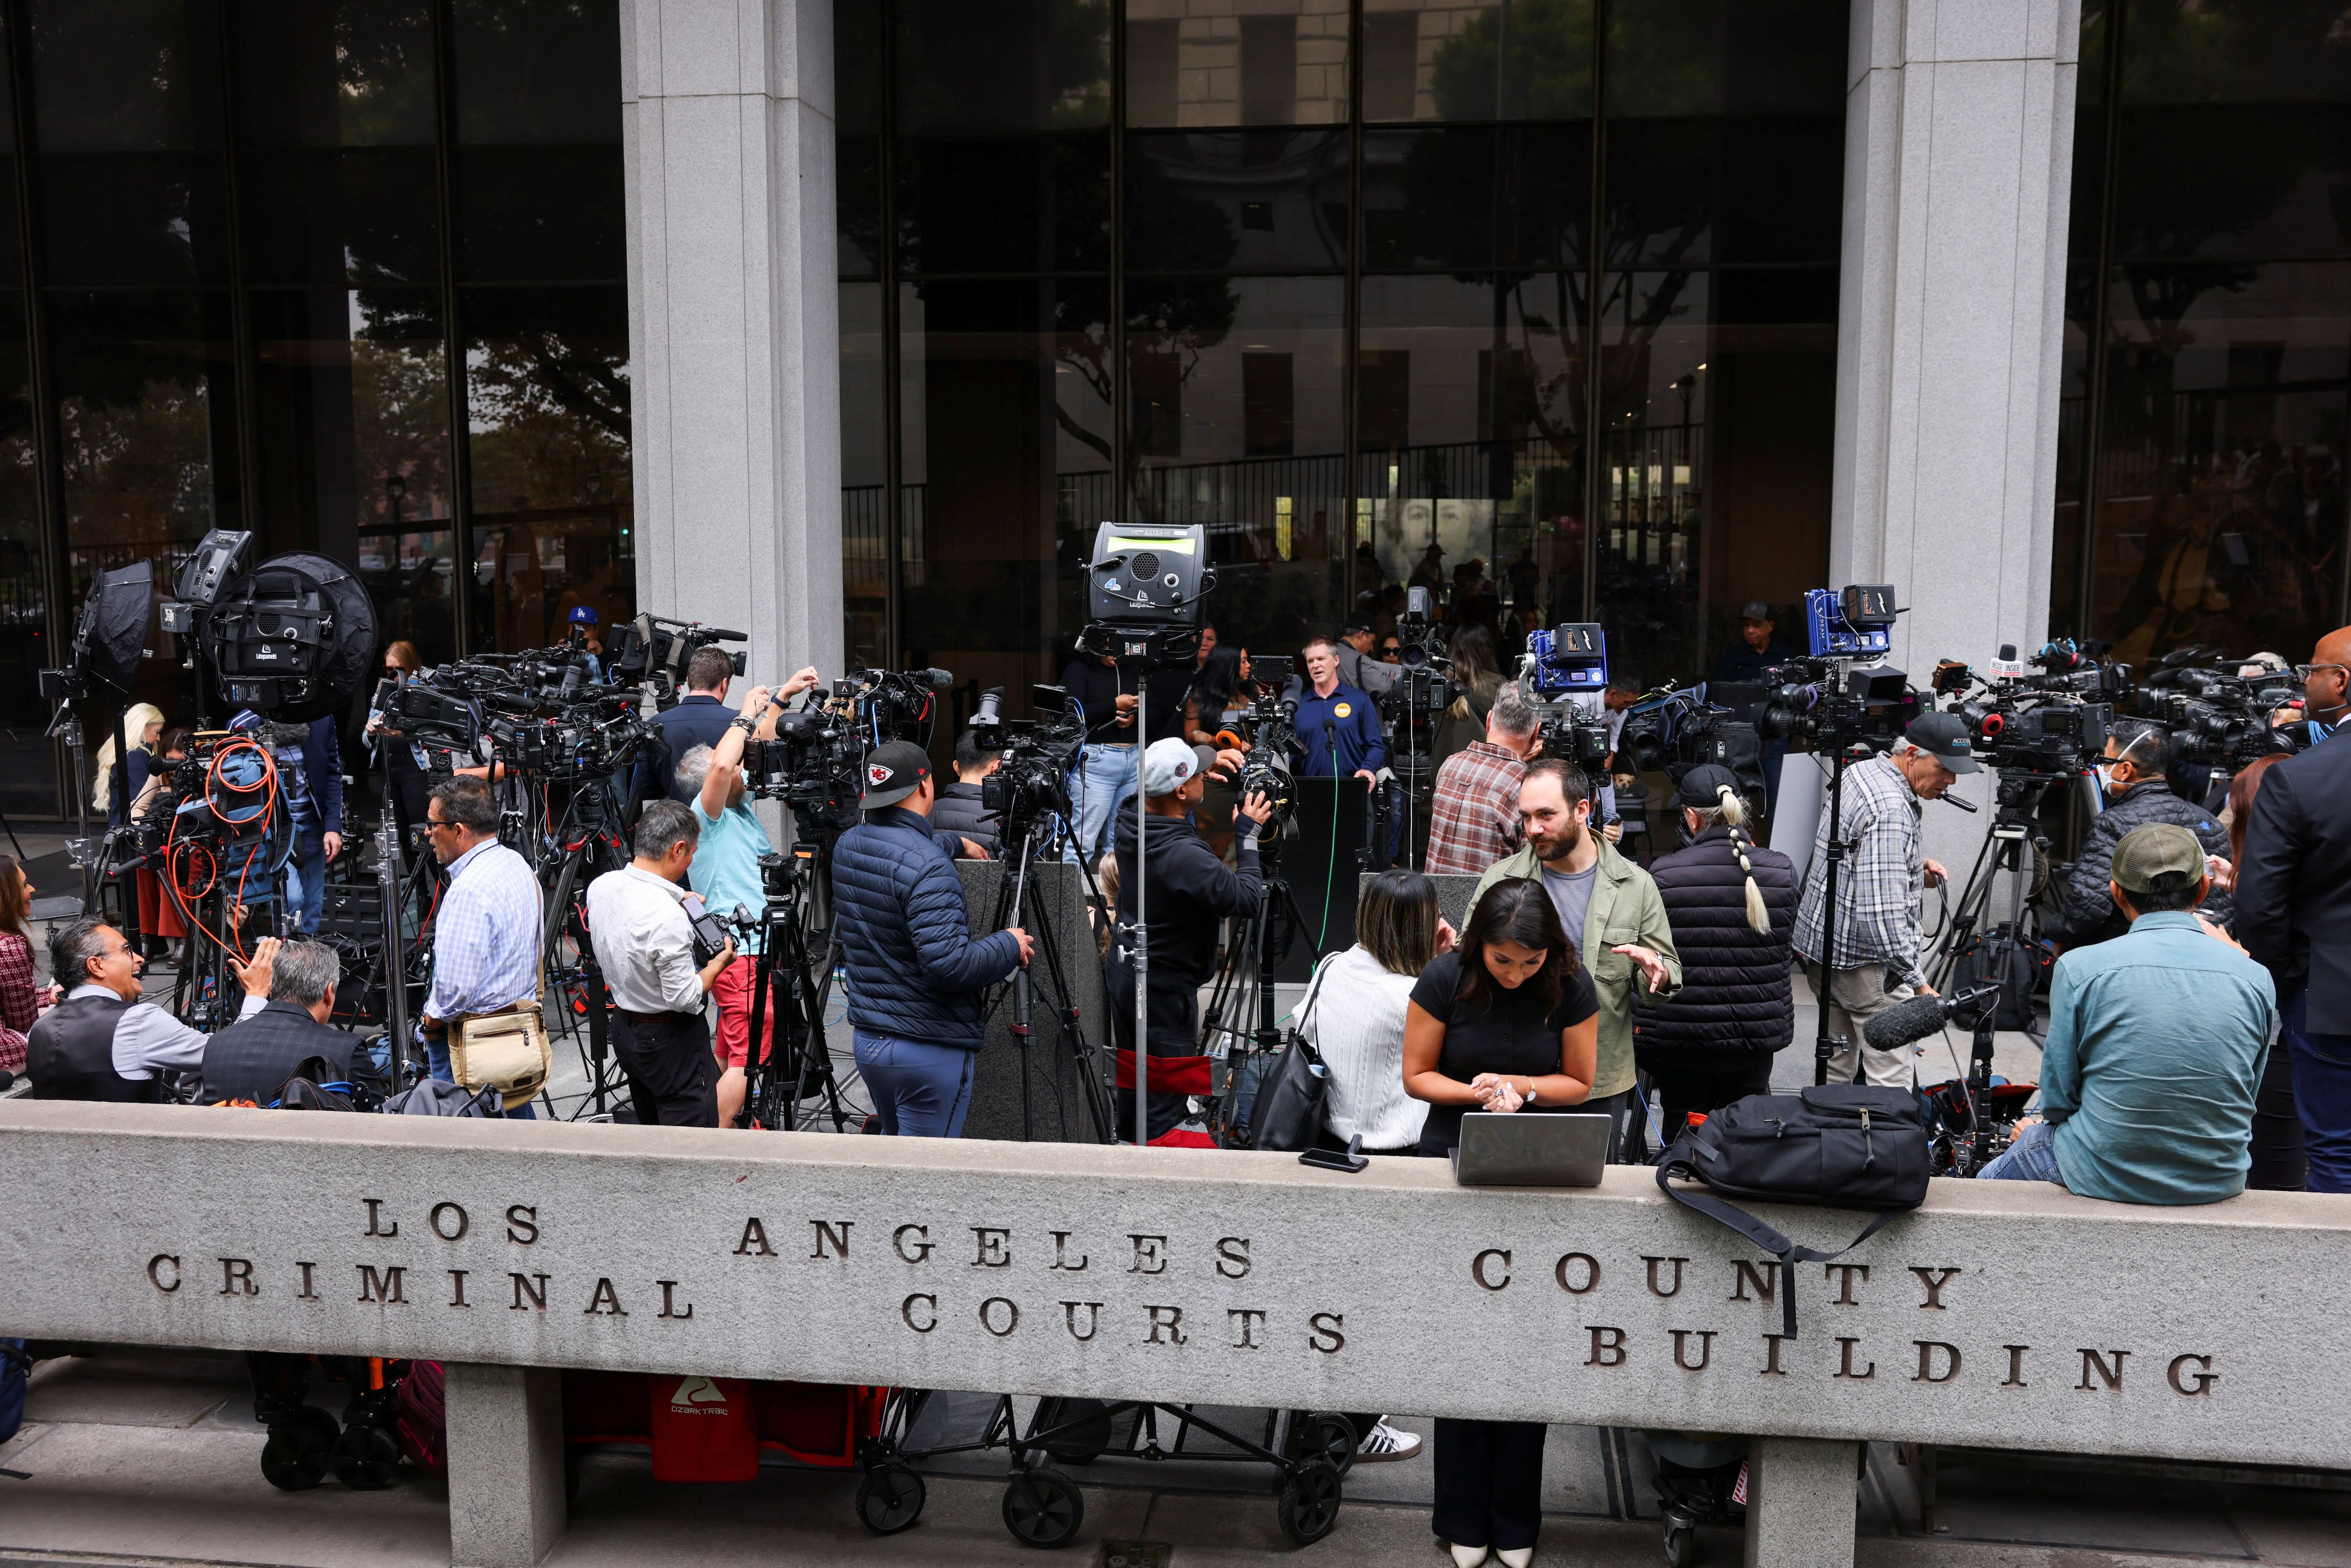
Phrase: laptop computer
[{"left": 1449, "top": 1111, "right": 1614, "bottom": 1187}]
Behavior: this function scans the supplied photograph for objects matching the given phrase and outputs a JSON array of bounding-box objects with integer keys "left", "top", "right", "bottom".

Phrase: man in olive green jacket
[{"left": 1464, "top": 759, "right": 1680, "bottom": 1146}]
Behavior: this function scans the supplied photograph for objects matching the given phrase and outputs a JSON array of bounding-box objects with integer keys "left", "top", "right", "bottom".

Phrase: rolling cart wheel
[
  {"left": 328, "top": 1421, "right": 403, "bottom": 1489},
  {"left": 1665, "top": 1523, "right": 1698, "bottom": 1568},
  {"left": 1294, "top": 1411, "right": 1359, "bottom": 1477},
  {"left": 1002, "top": 1466, "right": 1085, "bottom": 1549},
  {"left": 1034, "top": 1397, "right": 1113, "bottom": 1466},
  {"left": 260, "top": 1406, "right": 341, "bottom": 1492},
  {"left": 858, "top": 1461, "right": 927, "bottom": 1535},
  {"left": 1276, "top": 1458, "right": 1343, "bottom": 1545}
]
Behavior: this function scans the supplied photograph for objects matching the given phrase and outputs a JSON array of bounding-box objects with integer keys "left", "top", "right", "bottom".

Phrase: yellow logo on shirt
[{"left": 1334, "top": 703, "right": 1352, "bottom": 717}]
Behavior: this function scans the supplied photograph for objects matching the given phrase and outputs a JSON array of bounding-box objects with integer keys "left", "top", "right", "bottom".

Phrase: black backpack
[
  {"left": 1949, "top": 929, "right": 2041, "bottom": 1031},
  {"left": 1655, "top": 1084, "right": 1930, "bottom": 1339}
]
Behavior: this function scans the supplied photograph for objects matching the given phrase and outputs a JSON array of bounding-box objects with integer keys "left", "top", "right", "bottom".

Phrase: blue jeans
[
  {"left": 854, "top": 1031, "right": 974, "bottom": 1137},
  {"left": 1069, "top": 743, "right": 1139, "bottom": 863},
  {"left": 2284, "top": 985, "right": 2351, "bottom": 1194},
  {"left": 1977, "top": 1119, "right": 2062, "bottom": 1184},
  {"left": 423, "top": 1033, "right": 536, "bottom": 1118},
  {"left": 284, "top": 821, "right": 326, "bottom": 934}
]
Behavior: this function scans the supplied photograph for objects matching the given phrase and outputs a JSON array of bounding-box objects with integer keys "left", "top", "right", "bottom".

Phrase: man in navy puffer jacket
[
  {"left": 1633, "top": 765, "right": 1799, "bottom": 1144},
  {"left": 833, "top": 741, "right": 1033, "bottom": 1135}
]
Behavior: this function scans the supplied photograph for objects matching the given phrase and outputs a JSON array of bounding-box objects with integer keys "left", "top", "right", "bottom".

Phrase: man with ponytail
[{"left": 1633, "top": 764, "right": 1799, "bottom": 1143}]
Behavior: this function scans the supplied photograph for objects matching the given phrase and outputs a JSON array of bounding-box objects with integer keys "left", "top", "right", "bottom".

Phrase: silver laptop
[{"left": 1450, "top": 1112, "right": 1613, "bottom": 1187}]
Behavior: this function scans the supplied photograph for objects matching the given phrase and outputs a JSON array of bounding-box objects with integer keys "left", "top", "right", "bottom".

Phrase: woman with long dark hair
[
  {"left": 1433, "top": 623, "right": 1504, "bottom": 769},
  {"left": 0, "top": 855, "right": 44, "bottom": 1073},
  {"left": 1184, "top": 644, "right": 1253, "bottom": 856},
  {"left": 1401, "top": 876, "right": 1598, "bottom": 1568}
]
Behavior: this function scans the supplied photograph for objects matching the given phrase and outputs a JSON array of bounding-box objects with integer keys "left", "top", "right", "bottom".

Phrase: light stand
[
  {"left": 1811, "top": 740, "right": 1860, "bottom": 1087},
  {"left": 374, "top": 760, "right": 414, "bottom": 1081}
]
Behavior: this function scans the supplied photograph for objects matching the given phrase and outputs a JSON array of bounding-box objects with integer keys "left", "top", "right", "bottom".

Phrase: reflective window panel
[{"left": 1125, "top": 0, "right": 1349, "bottom": 129}]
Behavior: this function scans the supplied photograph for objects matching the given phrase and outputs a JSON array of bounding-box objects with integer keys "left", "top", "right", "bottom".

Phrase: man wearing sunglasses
[
  {"left": 2239, "top": 623, "right": 2351, "bottom": 1192},
  {"left": 416, "top": 776, "right": 544, "bottom": 1116}
]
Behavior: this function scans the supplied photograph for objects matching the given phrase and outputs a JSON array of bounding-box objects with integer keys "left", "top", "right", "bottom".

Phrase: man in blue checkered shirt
[
  {"left": 417, "top": 775, "right": 543, "bottom": 1117},
  {"left": 1792, "top": 713, "right": 1973, "bottom": 1086}
]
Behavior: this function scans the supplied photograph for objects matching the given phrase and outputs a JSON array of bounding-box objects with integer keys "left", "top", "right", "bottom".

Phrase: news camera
[
  {"left": 1930, "top": 646, "right": 2114, "bottom": 777},
  {"left": 974, "top": 684, "right": 1088, "bottom": 842},
  {"left": 1232, "top": 662, "right": 1301, "bottom": 833},
  {"left": 1378, "top": 587, "right": 1456, "bottom": 781},
  {"left": 604, "top": 614, "right": 747, "bottom": 705},
  {"left": 2129, "top": 648, "right": 2305, "bottom": 770},
  {"left": 1519, "top": 623, "right": 1613, "bottom": 770},
  {"left": 1618, "top": 685, "right": 1758, "bottom": 788}
]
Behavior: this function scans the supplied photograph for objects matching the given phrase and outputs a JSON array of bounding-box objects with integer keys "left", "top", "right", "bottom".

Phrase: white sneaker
[
  {"left": 1449, "top": 1544, "right": 1490, "bottom": 1568},
  {"left": 1357, "top": 1418, "right": 1423, "bottom": 1462}
]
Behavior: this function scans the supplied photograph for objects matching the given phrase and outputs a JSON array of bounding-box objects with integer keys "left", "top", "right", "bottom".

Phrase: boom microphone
[
  {"left": 1861, "top": 984, "right": 2001, "bottom": 1051},
  {"left": 919, "top": 668, "right": 955, "bottom": 692}
]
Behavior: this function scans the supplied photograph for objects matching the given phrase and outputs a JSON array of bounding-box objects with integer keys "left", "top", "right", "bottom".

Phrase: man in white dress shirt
[{"left": 586, "top": 798, "right": 736, "bottom": 1127}]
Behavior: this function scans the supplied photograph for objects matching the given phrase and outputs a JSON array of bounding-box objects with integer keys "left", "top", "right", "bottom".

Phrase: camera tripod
[
  {"left": 1926, "top": 770, "right": 2058, "bottom": 1027},
  {"left": 1198, "top": 831, "right": 1312, "bottom": 1146},
  {"left": 536, "top": 773, "right": 632, "bottom": 1118},
  {"left": 735, "top": 843, "right": 859, "bottom": 1132},
  {"left": 982, "top": 806, "right": 1116, "bottom": 1143}
]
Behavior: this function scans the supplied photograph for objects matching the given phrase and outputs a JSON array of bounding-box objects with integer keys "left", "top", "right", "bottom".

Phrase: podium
[{"left": 1273, "top": 775, "right": 1372, "bottom": 981}]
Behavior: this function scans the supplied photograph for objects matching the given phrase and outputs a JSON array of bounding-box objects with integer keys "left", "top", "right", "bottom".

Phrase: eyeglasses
[
  {"left": 426, "top": 818, "right": 458, "bottom": 834},
  {"left": 2295, "top": 663, "right": 2347, "bottom": 681}
]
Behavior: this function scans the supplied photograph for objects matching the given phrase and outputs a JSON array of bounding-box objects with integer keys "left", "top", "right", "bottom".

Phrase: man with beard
[{"left": 1462, "top": 758, "right": 1679, "bottom": 1157}]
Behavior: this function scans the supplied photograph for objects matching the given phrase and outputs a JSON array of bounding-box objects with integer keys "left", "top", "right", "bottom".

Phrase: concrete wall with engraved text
[{"left": 0, "top": 1103, "right": 2343, "bottom": 1469}]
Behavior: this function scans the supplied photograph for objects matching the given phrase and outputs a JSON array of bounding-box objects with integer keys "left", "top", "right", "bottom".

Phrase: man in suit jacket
[
  {"left": 199, "top": 940, "right": 357, "bottom": 1104},
  {"left": 2236, "top": 631, "right": 2351, "bottom": 1192}
]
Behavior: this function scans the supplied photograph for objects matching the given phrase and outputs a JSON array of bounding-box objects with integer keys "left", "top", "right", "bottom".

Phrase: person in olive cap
[
  {"left": 1632, "top": 764, "right": 1799, "bottom": 1144},
  {"left": 1978, "top": 824, "right": 2274, "bottom": 1202},
  {"left": 830, "top": 740, "right": 1034, "bottom": 1136},
  {"left": 1791, "top": 711, "right": 1974, "bottom": 1086}
]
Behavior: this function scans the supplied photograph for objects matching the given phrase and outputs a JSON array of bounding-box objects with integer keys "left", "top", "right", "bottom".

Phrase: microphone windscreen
[
  {"left": 1862, "top": 993, "right": 1950, "bottom": 1051},
  {"left": 923, "top": 667, "right": 955, "bottom": 692}
]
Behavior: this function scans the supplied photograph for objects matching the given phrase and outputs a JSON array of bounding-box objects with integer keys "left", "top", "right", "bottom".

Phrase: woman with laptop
[{"left": 1400, "top": 877, "right": 1600, "bottom": 1568}]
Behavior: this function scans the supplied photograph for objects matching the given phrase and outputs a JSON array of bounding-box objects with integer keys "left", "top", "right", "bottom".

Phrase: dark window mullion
[{"left": 429, "top": 0, "right": 477, "bottom": 655}]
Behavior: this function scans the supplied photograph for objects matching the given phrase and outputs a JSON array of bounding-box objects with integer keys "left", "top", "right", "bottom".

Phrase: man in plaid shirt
[
  {"left": 1792, "top": 713, "right": 1973, "bottom": 1085},
  {"left": 1425, "top": 682, "right": 1541, "bottom": 875}
]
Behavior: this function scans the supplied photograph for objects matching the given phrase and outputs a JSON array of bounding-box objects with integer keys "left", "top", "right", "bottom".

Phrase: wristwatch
[
  {"left": 730, "top": 715, "right": 757, "bottom": 734},
  {"left": 1519, "top": 1079, "right": 1536, "bottom": 1106}
]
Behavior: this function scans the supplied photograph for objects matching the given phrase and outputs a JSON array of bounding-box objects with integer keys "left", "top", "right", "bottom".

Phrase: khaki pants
[{"left": 1803, "top": 961, "right": 1920, "bottom": 1088}]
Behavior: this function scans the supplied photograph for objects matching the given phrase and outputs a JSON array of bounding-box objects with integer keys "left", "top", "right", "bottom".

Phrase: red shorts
[{"left": 710, "top": 954, "right": 779, "bottom": 1071}]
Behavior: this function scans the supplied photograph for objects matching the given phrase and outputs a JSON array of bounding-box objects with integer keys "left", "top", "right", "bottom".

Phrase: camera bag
[
  {"left": 1248, "top": 955, "right": 1337, "bottom": 1152},
  {"left": 450, "top": 1003, "right": 551, "bottom": 1111},
  {"left": 1949, "top": 928, "right": 2043, "bottom": 1030},
  {"left": 1654, "top": 1084, "right": 1929, "bottom": 1338}
]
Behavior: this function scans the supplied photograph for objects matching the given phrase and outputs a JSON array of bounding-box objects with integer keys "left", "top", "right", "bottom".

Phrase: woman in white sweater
[{"left": 1303, "top": 870, "right": 1453, "bottom": 1155}]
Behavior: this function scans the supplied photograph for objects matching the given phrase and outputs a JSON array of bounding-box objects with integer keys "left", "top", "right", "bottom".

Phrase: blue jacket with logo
[{"left": 832, "top": 805, "right": 1022, "bottom": 1048}]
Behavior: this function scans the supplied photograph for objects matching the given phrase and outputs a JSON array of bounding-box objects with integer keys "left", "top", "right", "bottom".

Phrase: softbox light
[
  {"left": 201, "top": 552, "right": 378, "bottom": 723},
  {"left": 73, "top": 560, "right": 155, "bottom": 695}
]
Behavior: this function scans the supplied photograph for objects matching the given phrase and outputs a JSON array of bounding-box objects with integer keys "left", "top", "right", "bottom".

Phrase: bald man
[{"left": 2299, "top": 624, "right": 2351, "bottom": 745}]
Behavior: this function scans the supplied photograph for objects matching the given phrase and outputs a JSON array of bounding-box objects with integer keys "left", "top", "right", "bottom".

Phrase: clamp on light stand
[{"left": 1076, "top": 521, "right": 1214, "bottom": 1147}]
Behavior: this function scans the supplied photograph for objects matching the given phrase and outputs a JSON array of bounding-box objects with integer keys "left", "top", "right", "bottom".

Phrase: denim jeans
[
  {"left": 1068, "top": 743, "right": 1140, "bottom": 864},
  {"left": 2284, "top": 985, "right": 2351, "bottom": 1194},
  {"left": 1977, "top": 1119, "right": 2063, "bottom": 1184},
  {"left": 284, "top": 820, "right": 326, "bottom": 934},
  {"left": 853, "top": 1031, "right": 975, "bottom": 1137}
]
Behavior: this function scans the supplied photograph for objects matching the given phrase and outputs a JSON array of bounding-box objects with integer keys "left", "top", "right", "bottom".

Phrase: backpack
[
  {"left": 0, "top": 1338, "right": 27, "bottom": 1447},
  {"left": 1948, "top": 929, "right": 2041, "bottom": 1032},
  {"left": 393, "top": 1358, "right": 446, "bottom": 1473},
  {"left": 383, "top": 1079, "right": 503, "bottom": 1117},
  {"left": 1655, "top": 1084, "right": 1929, "bottom": 1339}
]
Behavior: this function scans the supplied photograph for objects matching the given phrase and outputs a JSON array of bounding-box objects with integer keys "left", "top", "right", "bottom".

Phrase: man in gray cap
[
  {"left": 1709, "top": 600, "right": 1797, "bottom": 686},
  {"left": 1791, "top": 712, "right": 1973, "bottom": 1086},
  {"left": 830, "top": 740, "right": 1033, "bottom": 1136},
  {"left": 1978, "top": 823, "right": 2273, "bottom": 1202}
]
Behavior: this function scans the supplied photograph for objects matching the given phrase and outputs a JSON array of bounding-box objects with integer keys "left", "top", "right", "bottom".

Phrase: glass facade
[
  {"left": 2054, "top": 0, "right": 2351, "bottom": 665},
  {"left": 0, "top": 0, "right": 629, "bottom": 814},
  {"left": 837, "top": 0, "right": 1847, "bottom": 702}
]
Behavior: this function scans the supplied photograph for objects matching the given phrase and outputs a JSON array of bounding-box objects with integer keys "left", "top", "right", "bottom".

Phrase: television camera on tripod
[{"left": 1374, "top": 587, "right": 1453, "bottom": 866}]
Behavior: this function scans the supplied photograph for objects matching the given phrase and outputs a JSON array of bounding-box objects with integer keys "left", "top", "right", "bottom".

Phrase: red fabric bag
[
  {"left": 393, "top": 1360, "right": 446, "bottom": 1473},
  {"left": 647, "top": 1374, "right": 759, "bottom": 1482}
]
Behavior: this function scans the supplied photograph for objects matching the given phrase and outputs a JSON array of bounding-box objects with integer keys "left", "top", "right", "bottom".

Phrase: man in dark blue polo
[
  {"left": 631, "top": 646, "right": 741, "bottom": 806},
  {"left": 1293, "top": 633, "right": 1386, "bottom": 782}
]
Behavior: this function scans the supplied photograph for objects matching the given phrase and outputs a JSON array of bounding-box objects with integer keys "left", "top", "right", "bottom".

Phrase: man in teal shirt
[{"left": 1980, "top": 824, "right": 2274, "bottom": 1202}]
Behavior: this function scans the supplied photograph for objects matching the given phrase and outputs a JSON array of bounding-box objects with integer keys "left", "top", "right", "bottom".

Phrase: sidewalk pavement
[{"left": 2, "top": 1347, "right": 2346, "bottom": 1568}]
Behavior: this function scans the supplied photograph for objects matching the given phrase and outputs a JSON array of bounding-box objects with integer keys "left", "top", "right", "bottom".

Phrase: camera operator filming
[
  {"left": 586, "top": 800, "right": 739, "bottom": 1127},
  {"left": 1791, "top": 714, "right": 1972, "bottom": 1087},
  {"left": 1109, "top": 738, "right": 1273, "bottom": 1144},
  {"left": 834, "top": 741, "right": 1034, "bottom": 1137},
  {"left": 2045, "top": 720, "right": 2231, "bottom": 951}
]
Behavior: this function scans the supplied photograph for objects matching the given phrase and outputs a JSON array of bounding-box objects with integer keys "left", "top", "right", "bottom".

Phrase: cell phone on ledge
[{"left": 1298, "top": 1135, "right": 1369, "bottom": 1174}]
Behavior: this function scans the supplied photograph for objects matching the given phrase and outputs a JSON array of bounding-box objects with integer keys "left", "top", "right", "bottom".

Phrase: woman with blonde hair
[{"left": 94, "top": 702, "right": 166, "bottom": 824}]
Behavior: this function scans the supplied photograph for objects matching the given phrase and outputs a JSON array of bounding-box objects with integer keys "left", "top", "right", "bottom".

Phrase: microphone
[
  {"left": 920, "top": 667, "right": 954, "bottom": 692},
  {"left": 701, "top": 626, "right": 750, "bottom": 642},
  {"left": 1861, "top": 985, "right": 2000, "bottom": 1051}
]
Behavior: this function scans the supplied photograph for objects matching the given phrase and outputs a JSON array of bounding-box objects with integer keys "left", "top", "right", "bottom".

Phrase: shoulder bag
[
  {"left": 1655, "top": 1083, "right": 1929, "bottom": 1339},
  {"left": 1247, "top": 954, "right": 1340, "bottom": 1152}
]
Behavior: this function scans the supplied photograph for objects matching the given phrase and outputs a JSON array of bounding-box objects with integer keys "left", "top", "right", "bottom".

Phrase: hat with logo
[
  {"left": 2112, "top": 822, "right": 2206, "bottom": 896},
  {"left": 860, "top": 739, "right": 932, "bottom": 809},
  {"left": 568, "top": 605, "right": 599, "bottom": 625},
  {"left": 1739, "top": 601, "right": 1772, "bottom": 623},
  {"left": 1142, "top": 736, "right": 1203, "bottom": 796},
  {"left": 1903, "top": 711, "right": 1981, "bottom": 774}
]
